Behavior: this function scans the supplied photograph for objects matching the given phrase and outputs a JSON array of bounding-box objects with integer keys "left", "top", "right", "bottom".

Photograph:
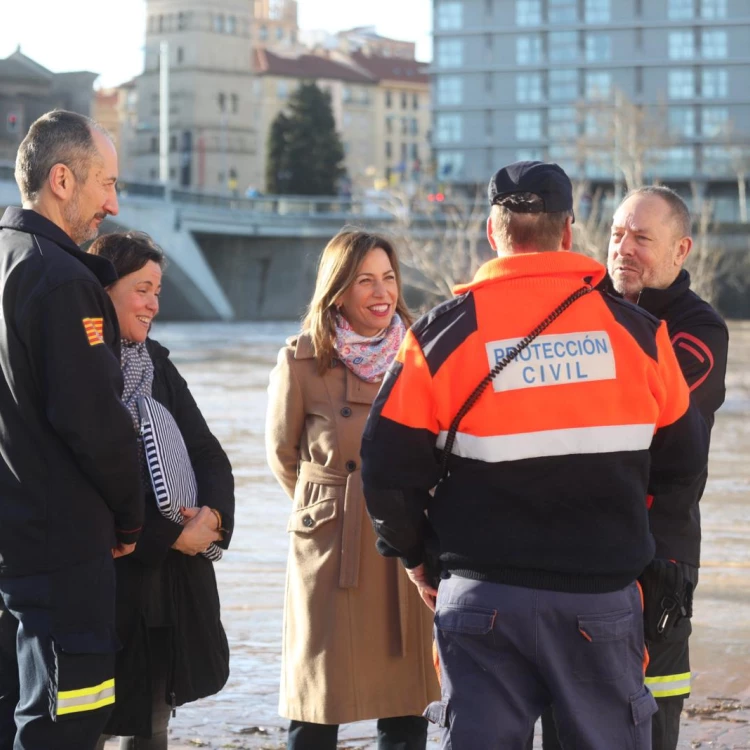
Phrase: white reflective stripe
[
  {"left": 436, "top": 424, "right": 655, "bottom": 463},
  {"left": 645, "top": 673, "right": 692, "bottom": 698}
]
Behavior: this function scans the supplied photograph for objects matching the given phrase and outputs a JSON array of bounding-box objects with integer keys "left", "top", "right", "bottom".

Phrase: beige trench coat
[{"left": 266, "top": 333, "right": 439, "bottom": 725}]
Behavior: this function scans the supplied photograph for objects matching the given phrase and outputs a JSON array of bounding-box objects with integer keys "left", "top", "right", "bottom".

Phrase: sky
[{"left": 1, "top": 0, "right": 432, "bottom": 89}]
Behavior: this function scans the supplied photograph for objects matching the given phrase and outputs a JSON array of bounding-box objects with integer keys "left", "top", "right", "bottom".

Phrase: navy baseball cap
[{"left": 488, "top": 161, "right": 575, "bottom": 221}]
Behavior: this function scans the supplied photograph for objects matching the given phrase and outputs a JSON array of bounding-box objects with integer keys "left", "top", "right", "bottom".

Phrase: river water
[{"left": 144, "top": 320, "right": 750, "bottom": 748}]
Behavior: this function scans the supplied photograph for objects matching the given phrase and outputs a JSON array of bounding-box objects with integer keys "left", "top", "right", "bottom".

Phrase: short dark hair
[
  {"left": 491, "top": 193, "right": 573, "bottom": 252},
  {"left": 15, "top": 110, "right": 109, "bottom": 202},
  {"left": 88, "top": 231, "right": 166, "bottom": 279},
  {"left": 622, "top": 186, "right": 692, "bottom": 238}
]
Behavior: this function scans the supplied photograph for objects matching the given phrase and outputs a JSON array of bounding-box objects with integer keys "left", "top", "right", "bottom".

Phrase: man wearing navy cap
[{"left": 361, "top": 161, "right": 709, "bottom": 749}]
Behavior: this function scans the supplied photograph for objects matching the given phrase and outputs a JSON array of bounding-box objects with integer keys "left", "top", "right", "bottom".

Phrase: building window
[
  {"left": 586, "top": 33, "right": 612, "bottom": 62},
  {"left": 386, "top": 141, "right": 392, "bottom": 159},
  {"left": 437, "top": 151, "right": 464, "bottom": 178},
  {"left": 485, "top": 0, "right": 493, "bottom": 17},
  {"left": 485, "top": 110, "right": 493, "bottom": 136},
  {"left": 548, "top": 0, "right": 577, "bottom": 22},
  {"left": 703, "top": 145, "right": 731, "bottom": 174},
  {"left": 410, "top": 143, "right": 419, "bottom": 160},
  {"left": 669, "top": 31, "right": 695, "bottom": 60},
  {"left": 702, "top": 68, "right": 728, "bottom": 98},
  {"left": 549, "top": 31, "right": 578, "bottom": 63},
  {"left": 585, "top": 0, "right": 610, "bottom": 22},
  {"left": 411, "top": 118, "right": 419, "bottom": 135},
  {"left": 702, "top": 107, "right": 729, "bottom": 137},
  {"left": 276, "top": 27, "right": 284, "bottom": 40},
  {"left": 386, "top": 117, "right": 393, "bottom": 135},
  {"left": 150, "top": 168, "right": 158, "bottom": 180},
  {"left": 668, "top": 0, "right": 694, "bottom": 19},
  {"left": 437, "top": 76, "right": 463, "bottom": 105},
  {"left": 437, "top": 1, "right": 463, "bottom": 30},
  {"left": 400, "top": 142, "right": 408, "bottom": 162},
  {"left": 231, "top": 94, "right": 239, "bottom": 114},
  {"left": 517, "top": 148, "right": 544, "bottom": 161},
  {"left": 150, "top": 137, "right": 158, "bottom": 153},
  {"left": 517, "top": 73, "right": 543, "bottom": 102},
  {"left": 516, "top": 0, "right": 542, "bottom": 25},
  {"left": 437, "top": 39, "right": 463, "bottom": 67},
  {"left": 549, "top": 107, "right": 578, "bottom": 139},
  {"left": 401, "top": 92, "right": 408, "bottom": 109},
  {"left": 585, "top": 71, "right": 612, "bottom": 100},
  {"left": 401, "top": 117, "right": 408, "bottom": 135},
  {"left": 227, "top": 15, "right": 236, "bottom": 34},
  {"left": 549, "top": 145, "right": 578, "bottom": 175},
  {"left": 277, "top": 81, "right": 288, "bottom": 99},
  {"left": 413, "top": 93, "right": 419, "bottom": 109},
  {"left": 669, "top": 107, "right": 696, "bottom": 136},
  {"left": 214, "top": 14, "right": 224, "bottom": 33},
  {"left": 701, "top": 0, "right": 727, "bottom": 18},
  {"left": 169, "top": 134, "right": 177, "bottom": 152},
  {"left": 436, "top": 113, "right": 463, "bottom": 143},
  {"left": 550, "top": 68, "right": 578, "bottom": 100},
  {"left": 343, "top": 87, "right": 352, "bottom": 103},
  {"left": 259, "top": 25, "right": 268, "bottom": 41},
  {"left": 177, "top": 47, "right": 184, "bottom": 64},
  {"left": 655, "top": 147, "right": 695, "bottom": 177},
  {"left": 386, "top": 90, "right": 393, "bottom": 108},
  {"left": 218, "top": 92, "right": 226, "bottom": 111},
  {"left": 702, "top": 30, "right": 727, "bottom": 59},
  {"left": 485, "top": 72, "right": 493, "bottom": 93},
  {"left": 516, "top": 111, "right": 542, "bottom": 140},
  {"left": 177, "top": 12, "right": 187, "bottom": 30},
  {"left": 517, "top": 35, "right": 543, "bottom": 65},
  {"left": 668, "top": 69, "right": 695, "bottom": 99}
]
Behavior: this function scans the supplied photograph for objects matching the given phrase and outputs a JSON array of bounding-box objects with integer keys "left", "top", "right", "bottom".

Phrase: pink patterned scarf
[{"left": 334, "top": 312, "right": 406, "bottom": 383}]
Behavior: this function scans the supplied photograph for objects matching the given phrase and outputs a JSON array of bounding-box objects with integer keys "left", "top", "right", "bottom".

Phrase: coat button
[
  {"left": 340, "top": 407, "right": 352, "bottom": 417},
  {"left": 302, "top": 514, "right": 314, "bottom": 528},
  {"left": 346, "top": 460, "right": 357, "bottom": 472}
]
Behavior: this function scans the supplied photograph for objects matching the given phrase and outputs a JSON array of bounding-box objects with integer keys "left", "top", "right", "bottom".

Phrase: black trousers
[{"left": 287, "top": 715, "right": 428, "bottom": 750}]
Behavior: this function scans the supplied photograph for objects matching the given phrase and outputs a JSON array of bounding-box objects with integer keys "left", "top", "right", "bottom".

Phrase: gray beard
[{"left": 62, "top": 190, "right": 99, "bottom": 246}]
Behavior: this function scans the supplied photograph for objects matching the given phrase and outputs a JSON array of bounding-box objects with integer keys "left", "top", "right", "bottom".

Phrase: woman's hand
[{"left": 171, "top": 506, "right": 222, "bottom": 556}]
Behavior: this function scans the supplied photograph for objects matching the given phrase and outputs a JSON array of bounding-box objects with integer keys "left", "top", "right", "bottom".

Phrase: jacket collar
[
  {"left": 0, "top": 206, "right": 118, "bottom": 287},
  {"left": 634, "top": 270, "right": 691, "bottom": 318},
  {"left": 292, "top": 332, "right": 377, "bottom": 404},
  {"left": 452, "top": 251, "right": 606, "bottom": 296}
]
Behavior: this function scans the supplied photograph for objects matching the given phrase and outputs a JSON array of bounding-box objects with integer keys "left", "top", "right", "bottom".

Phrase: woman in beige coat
[{"left": 266, "top": 229, "right": 438, "bottom": 750}]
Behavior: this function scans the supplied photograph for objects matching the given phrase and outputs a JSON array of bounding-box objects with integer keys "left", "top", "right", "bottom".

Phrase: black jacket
[
  {"left": 105, "top": 338, "right": 235, "bottom": 737},
  {"left": 0, "top": 207, "right": 143, "bottom": 576},
  {"left": 636, "top": 270, "right": 728, "bottom": 565}
]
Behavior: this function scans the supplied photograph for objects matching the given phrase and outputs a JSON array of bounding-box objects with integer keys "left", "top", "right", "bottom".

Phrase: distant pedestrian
[
  {"left": 361, "top": 161, "right": 709, "bottom": 749},
  {"left": 266, "top": 229, "right": 438, "bottom": 750},
  {"left": 0, "top": 110, "right": 143, "bottom": 750}
]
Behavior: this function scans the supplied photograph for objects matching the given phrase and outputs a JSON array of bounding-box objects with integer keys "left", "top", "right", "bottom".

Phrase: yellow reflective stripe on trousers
[
  {"left": 57, "top": 678, "right": 115, "bottom": 716},
  {"left": 645, "top": 672, "right": 691, "bottom": 698}
]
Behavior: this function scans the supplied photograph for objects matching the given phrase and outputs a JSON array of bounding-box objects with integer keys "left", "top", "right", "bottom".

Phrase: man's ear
[
  {"left": 486, "top": 216, "right": 497, "bottom": 251},
  {"left": 561, "top": 216, "right": 574, "bottom": 251},
  {"left": 675, "top": 235, "right": 693, "bottom": 267},
  {"left": 47, "top": 163, "right": 74, "bottom": 201}
]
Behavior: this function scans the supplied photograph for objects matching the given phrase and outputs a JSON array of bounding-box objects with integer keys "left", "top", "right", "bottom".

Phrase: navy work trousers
[
  {"left": 426, "top": 575, "right": 657, "bottom": 750},
  {"left": 0, "top": 555, "right": 118, "bottom": 750}
]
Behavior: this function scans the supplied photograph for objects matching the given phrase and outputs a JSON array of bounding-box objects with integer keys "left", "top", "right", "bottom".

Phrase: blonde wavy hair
[{"left": 303, "top": 228, "right": 413, "bottom": 374}]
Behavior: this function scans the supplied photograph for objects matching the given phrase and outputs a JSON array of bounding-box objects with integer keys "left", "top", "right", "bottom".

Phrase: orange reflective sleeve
[{"left": 379, "top": 329, "right": 439, "bottom": 435}]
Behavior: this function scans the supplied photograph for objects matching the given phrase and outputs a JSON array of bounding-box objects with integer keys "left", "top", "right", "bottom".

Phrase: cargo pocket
[
  {"left": 435, "top": 605, "right": 496, "bottom": 636},
  {"left": 630, "top": 685, "right": 658, "bottom": 750},
  {"left": 424, "top": 699, "right": 450, "bottom": 727},
  {"left": 573, "top": 609, "right": 633, "bottom": 682},
  {"left": 50, "top": 630, "right": 117, "bottom": 722}
]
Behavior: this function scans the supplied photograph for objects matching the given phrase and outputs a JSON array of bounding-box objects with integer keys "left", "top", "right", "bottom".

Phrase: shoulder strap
[{"left": 440, "top": 284, "right": 594, "bottom": 479}]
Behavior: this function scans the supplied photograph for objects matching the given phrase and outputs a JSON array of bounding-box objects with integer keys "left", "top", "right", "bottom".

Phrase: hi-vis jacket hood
[{"left": 361, "top": 251, "right": 709, "bottom": 594}]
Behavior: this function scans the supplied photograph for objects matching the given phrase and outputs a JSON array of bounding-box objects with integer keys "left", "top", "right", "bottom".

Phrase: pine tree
[{"left": 265, "top": 82, "right": 346, "bottom": 195}]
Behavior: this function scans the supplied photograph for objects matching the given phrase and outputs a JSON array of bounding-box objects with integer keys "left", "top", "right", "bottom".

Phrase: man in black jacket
[
  {"left": 538, "top": 186, "right": 728, "bottom": 750},
  {"left": 0, "top": 111, "right": 144, "bottom": 750}
]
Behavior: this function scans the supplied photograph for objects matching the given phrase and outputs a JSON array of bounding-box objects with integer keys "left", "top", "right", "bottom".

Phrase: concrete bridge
[
  {"left": 2, "top": 172, "right": 749, "bottom": 319},
  {"left": 0, "top": 173, "right": 449, "bottom": 320}
]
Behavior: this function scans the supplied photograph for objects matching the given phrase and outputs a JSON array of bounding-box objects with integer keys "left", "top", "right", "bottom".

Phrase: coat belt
[{"left": 297, "top": 461, "right": 410, "bottom": 656}]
